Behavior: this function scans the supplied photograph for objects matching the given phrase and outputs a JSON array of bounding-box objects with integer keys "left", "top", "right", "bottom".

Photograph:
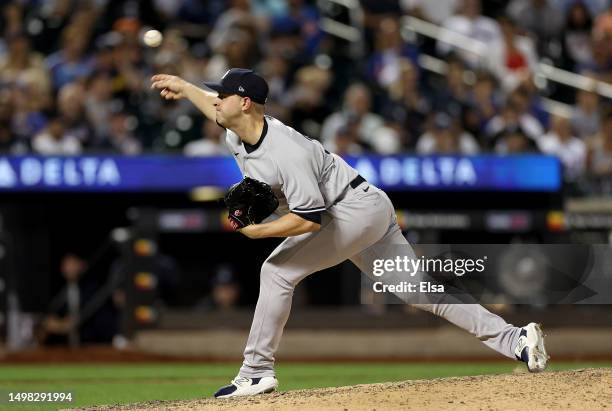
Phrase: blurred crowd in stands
[{"left": 1, "top": 0, "right": 612, "bottom": 181}]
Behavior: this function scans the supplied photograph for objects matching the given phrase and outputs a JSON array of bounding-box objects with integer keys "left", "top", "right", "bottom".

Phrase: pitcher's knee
[{"left": 260, "top": 261, "right": 300, "bottom": 290}]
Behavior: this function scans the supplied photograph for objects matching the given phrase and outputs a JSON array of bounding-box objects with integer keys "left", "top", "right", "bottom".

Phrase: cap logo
[{"left": 238, "top": 86, "right": 245, "bottom": 92}]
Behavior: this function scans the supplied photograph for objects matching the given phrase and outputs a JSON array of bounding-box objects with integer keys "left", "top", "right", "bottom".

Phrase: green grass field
[{"left": 0, "top": 362, "right": 610, "bottom": 410}]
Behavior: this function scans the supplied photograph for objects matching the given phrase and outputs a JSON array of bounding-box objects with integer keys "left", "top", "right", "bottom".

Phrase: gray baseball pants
[{"left": 239, "top": 182, "right": 521, "bottom": 378}]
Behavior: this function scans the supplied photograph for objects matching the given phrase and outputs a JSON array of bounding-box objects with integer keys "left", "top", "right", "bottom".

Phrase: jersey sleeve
[{"left": 277, "top": 156, "right": 326, "bottom": 224}]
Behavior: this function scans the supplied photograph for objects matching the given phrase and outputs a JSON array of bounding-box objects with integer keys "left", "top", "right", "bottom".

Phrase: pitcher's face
[{"left": 215, "top": 93, "right": 246, "bottom": 128}]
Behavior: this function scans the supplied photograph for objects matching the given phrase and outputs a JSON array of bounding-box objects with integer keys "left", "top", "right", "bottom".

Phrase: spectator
[
  {"left": 0, "top": 121, "right": 18, "bottom": 153},
  {"left": 285, "top": 64, "right": 333, "bottom": 138},
  {"left": 365, "top": 16, "right": 419, "bottom": 89},
  {"left": 578, "top": 31, "right": 612, "bottom": 83},
  {"left": 326, "top": 114, "right": 365, "bottom": 156},
  {"left": 359, "top": 0, "right": 404, "bottom": 44},
  {"left": 108, "top": 18, "right": 151, "bottom": 105},
  {"left": 38, "top": 253, "right": 87, "bottom": 345},
  {"left": 85, "top": 71, "right": 116, "bottom": 142},
  {"left": 45, "top": 25, "right": 94, "bottom": 90},
  {"left": 264, "top": 21, "right": 310, "bottom": 70},
  {"left": 97, "top": 111, "right": 141, "bottom": 155},
  {"left": 372, "top": 119, "right": 403, "bottom": 154},
  {"left": 38, "top": 251, "right": 126, "bottom": 345},
  {"left": 194, "top": 264, "right": 241, "bottom": 311},
  {"left": 416, "top": 111, "right": 480, "bottom": 154},
  {"left": 257, "top": 53, "right": 291, "bottom": 122},
  {"left": 32, "top": 112, "right": 82, "bottom": 155},
  {"left": 572, "top": 85, "right": 601, "bottom": 139},
  {"left": 0, "top": 91, "right": 25, "bottom": 153},
  {"left": 493, "top": 127, "right": 540, "bottom": 154},
  {"left": 2, "top": 3, "right": 23, "bottom": 40},
  {"left": 380, "top": 58, "right": 431, "bottom": 148},
  {"left": 464, "top": 71, "right": 501, "bottom": 140},
  {"left": 10, "top": 80, "right": 48, "bottom": 142},
  {"left": 0, "top": 32, "right": 51, "bottom": 95},
  {"left": 91, "top": 31, "right": 122, "bottom": 75},
  {"left": 485, "top": 90, "right": 545, "bottom": 142},
  {"left": 437, "top": 0, "right": 502, "bottom": 68},
  {"left": 488, "top": 17, "right": 538, "bottom": 92},
  {"left": 57, "top": 82, "right": 94, "bottom": 146},
  {"left": 205, "top": 28, "right": 258, "bottom": 81},
  {"left": 207, "top": 0, "right": 263, "bottom": 56},
  {"left": 515, "top": 74, "right": 550, "bottom": 129},
  {"left": 538, "top": 115, "right": 586, "bottom": 180},
  {"left": 593, "top": 4, "right": 612, "bottom": 39},
  {"left": 506, "top": 0, "right": 564, "bottom": 56},
  {"left": 587, "top": 109, "right": 612, "bottom": 176},
  {"left": 184, "top": 119, "right": 228, "bottom": 156},
  {"left": 269, "top": 0, "right": 322, "bottom": 58},
  {"left": 320, "top": 83, "right": 384, "bottom": 150},
  {"left": 560, "top": 1, "right": 594, "bottom": 71},
  {"left": 211, "top": 265, "right": 241, "bottom": 311},
  {"left": 431, "top": 54, "right": 470, "bottom": 117}
]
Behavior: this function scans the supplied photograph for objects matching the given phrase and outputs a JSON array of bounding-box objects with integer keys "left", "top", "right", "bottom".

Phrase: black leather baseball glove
[{"left": 224, "top": 177, "right": 279, "bottom": 230}]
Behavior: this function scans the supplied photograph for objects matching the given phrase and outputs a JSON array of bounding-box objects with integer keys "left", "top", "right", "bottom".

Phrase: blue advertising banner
[
  {"left": 0, "top": 155, "right": 561, "bottom": 193},
  {"left": 347, "top": 155, "right": 562, "bottom": 192}
]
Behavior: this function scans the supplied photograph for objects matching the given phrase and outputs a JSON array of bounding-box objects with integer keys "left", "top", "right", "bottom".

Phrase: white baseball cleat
[
  {"left": 214, "top": 375, "right": 278, "bottom": 398},
  {"left": 514, "top": 322, "right": 549, "bottom": 373}
]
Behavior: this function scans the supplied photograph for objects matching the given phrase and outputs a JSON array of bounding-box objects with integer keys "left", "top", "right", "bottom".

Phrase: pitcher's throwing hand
[{"left": 151, "top": 74, "right": 186, "bottom": 100}]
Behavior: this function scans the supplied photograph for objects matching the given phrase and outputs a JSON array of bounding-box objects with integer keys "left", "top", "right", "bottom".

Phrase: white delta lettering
[
  {"left": 355, "top": 157, "right": 477, "bottom": 187},
  {"left": 0, "top": 157, "right": 121, "bottom": 187},
  {"left": 354, "top": 158, "right": 379, "bottom": 185},
  {"left": 0, "top": 158, "right": 17, "bottom": 187}
]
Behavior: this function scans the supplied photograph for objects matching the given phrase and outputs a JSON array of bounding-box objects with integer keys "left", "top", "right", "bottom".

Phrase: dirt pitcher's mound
[{"left": 77, "top": 368, "right": 611, "bottom": 411}]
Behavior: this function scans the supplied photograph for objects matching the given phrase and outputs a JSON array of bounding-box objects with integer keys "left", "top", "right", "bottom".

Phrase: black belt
[{"left": 349, "top": 174, "right": 366, "bottom": 189}]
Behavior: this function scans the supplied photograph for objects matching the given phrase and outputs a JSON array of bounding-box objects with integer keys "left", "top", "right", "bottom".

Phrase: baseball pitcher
[{"left": 150, "top": 68, "right": 548, "bottom": 398}]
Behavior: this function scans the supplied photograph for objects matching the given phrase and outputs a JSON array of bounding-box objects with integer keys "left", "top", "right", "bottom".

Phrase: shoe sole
[
  {"left": 216, "top": 384, "right": 277, "bottom": 399},
  {"left": 528, "top": 323, "right": 549, "bottom": 373}
]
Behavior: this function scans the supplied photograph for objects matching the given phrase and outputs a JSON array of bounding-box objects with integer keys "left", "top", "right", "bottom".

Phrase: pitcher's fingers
[
  {"left": 151, "top": 74, "right": 169, "bottom": 82},
  {"left": 165, "top": 91, "right": 180, "bottom": 100},
  {"left": 151, "top": 80, "right": 167, "bottom": 89}
]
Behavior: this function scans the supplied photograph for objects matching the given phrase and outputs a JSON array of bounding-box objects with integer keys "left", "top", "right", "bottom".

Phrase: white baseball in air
[{"left": 143, "top": 29, "right": 163, "bottom": 47}]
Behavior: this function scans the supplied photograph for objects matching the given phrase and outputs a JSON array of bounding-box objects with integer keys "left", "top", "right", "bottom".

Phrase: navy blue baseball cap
[{"left": 204, "top": 68, "right": 269, "bottom": 104}]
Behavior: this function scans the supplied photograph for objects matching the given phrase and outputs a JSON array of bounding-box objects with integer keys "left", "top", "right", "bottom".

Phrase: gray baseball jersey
[
  {"left": 225, "top": 115, "right": 358, "bottom": 223},
  {"left": 224, "top": 116, "right": 523, "bottom": 378}
]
